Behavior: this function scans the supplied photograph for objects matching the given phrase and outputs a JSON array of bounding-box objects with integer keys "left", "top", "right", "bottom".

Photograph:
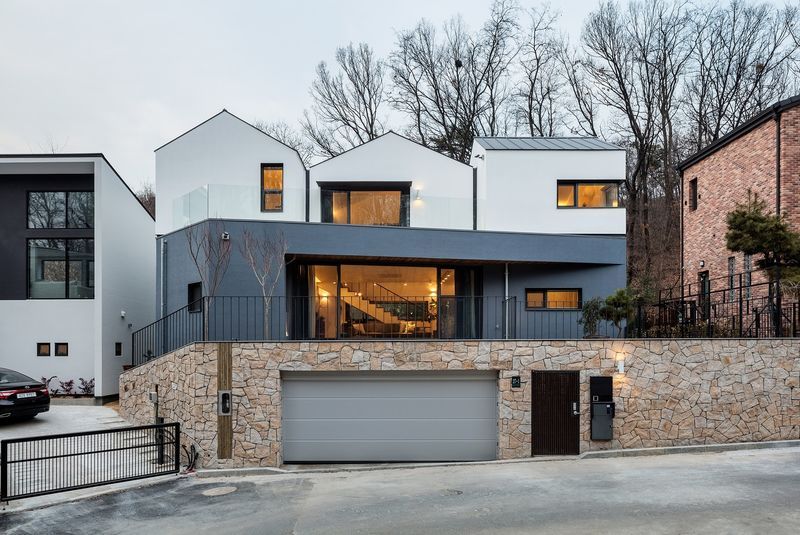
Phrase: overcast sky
[{"left": 0, "top": 1, "right": 666, "bottom": 190}]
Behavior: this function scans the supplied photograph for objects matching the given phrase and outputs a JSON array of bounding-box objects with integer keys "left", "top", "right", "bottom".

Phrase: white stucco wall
[
  {"left": 309, "top": 132, "right": 474, "bottom": 229},
  {"left": 470, "top": 145, "right": 626, "bottom": 234},
  {"left": 155, "top": 111, "right": 307, "bottom": 235},
  {"left": 94, "top": 158, "right": 155, "bottom": 397},
  {"left": 0, "top": 299, "right": 95, "bottom": 388}
]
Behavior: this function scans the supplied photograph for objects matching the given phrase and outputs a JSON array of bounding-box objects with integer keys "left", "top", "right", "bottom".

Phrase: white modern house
[
  {"left": 141, "top": 109, "right": 627, "bottom": 357},
  {"left": 0, "top": 155, "right": 155, "bottom": 400}
]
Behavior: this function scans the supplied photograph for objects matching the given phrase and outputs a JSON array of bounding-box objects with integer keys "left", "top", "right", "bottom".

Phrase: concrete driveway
[
  {"left": 0, "top": 405, "right": 128, "bottom": 441},
  {"left": 2, "top": 446, "right": 798, "bottom": 534}
]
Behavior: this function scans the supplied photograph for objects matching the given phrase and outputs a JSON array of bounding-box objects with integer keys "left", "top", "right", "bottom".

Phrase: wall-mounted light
[
  {"left": 120, "top": 310, "right": 126, "bottom": 319},
  {"left": 415, "top": 188, "right": 422, "bottom": 201},
  {"left": 699, "top": 260, "right": 705, "bottom": 268},
  {"left": 617, "top": 360, "right": 625, "bottom": 374},
  {"left": 474, "top": 154, "right": 485, "bottom": 160}
]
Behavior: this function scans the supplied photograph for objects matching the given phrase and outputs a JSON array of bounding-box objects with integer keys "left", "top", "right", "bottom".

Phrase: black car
[{"left": 0, "top": 368, "right": 50, "bottom": 420}]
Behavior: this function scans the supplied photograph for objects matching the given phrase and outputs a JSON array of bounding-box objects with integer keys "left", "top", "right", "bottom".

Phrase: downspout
[
  {"left": 504, "top": 263, "right": 509, "bottom": 339},
  {"left": 305, "top": 169, "right": 310, "bottom": 222},
  {"left": 472, "top": 167, "right": 477, "bottom": 231},
  {"left": 774, "top": 109, "right": 783, "bottom": 336},
  {"left": 678, "top": 168, "right": 684, "bottom": 301},
  {"left": 160, "top": 238, "right": 167, "bottom": 318}
]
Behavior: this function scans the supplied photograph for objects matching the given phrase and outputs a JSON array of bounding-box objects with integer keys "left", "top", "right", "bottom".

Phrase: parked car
[{"left": 0, "top": 368, "right": 50, "bottom": 420}]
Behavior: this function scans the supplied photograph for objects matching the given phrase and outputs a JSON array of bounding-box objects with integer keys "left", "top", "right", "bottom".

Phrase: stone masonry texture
[
  {"left": 119, "top": 339, "right": 800, "bottom": 468},
  {"left": 682, "top": 105, "right": 800, "bottom": 287}
]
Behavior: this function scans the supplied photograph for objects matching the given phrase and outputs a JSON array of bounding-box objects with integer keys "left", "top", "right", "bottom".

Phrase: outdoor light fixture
[
  {"left": 415, "top": 188, "right": 422, "bottom": 200},
  {"left": 617, "top": 359, "right": 625, "bottom": 374},
  {"left": 120, "top": 310, "right": 126, "bottom": 318},
  {"left": 699, "top": 260, "right": 705, "bottom": 268}
]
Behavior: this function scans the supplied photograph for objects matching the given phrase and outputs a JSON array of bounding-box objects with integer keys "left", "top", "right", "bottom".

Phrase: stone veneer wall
[{"left": 119, "top": 339, "right": 799, "bottom": 468}]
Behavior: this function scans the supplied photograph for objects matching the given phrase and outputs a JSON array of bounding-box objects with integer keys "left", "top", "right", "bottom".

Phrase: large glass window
[
  {"left": 28, "top": 238, "right": 94, "bottom": 299},
  {"left": 261, "top": 164, "right": 283, "bottom": 212},
  {"left": 526, "top": 289, "right": 581, "bottom": 309},
  {"left": 28, "top": 191, "right": 94, "bottom": 228},
  {"left": 321, "top": 188, "right": 410, "bottom": 226},
  {"left": 557, "top": 182, "right": 619, "bottom": 208}
]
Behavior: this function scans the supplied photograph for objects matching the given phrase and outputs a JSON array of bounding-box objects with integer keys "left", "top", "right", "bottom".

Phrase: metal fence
[{"left": 1, "top": 423, "right": 180, "bottom": 501}]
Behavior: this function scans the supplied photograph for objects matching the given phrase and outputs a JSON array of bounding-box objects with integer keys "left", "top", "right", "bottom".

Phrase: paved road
[
  {"left": 0, "top": 405, "right": 128, "bottom": 440},
  {"left": 2, "top": 447, "right": 799, "bottom": 534}
]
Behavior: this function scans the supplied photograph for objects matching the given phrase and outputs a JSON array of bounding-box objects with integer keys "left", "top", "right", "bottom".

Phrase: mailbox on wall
[{"left": 590, "top": 376, "right": 614, "bottom": 441}]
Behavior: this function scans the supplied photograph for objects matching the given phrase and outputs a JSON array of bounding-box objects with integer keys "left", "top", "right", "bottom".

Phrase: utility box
[{"left": 590, "top": 376, "right": 614, "bottom": 441}]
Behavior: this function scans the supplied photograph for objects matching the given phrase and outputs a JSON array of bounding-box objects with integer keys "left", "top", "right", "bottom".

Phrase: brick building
[{"left": 678, "top": 95, "right": 800, "bottom": 296}]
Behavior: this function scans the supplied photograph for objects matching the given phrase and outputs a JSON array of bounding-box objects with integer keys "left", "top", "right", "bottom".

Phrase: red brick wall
[
  {"left": 781, "top": 106, "right": 800, "bottom": 228},
  {"left": 682, "top": 119, "right": 778, "bottom": 291},
  {"left": 682, "top": 105, "right": 800, "bottom": 295}
]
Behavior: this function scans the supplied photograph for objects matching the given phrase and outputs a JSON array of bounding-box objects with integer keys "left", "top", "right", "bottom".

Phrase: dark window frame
[
  {"left": 188, "top": 282, "right": 203, "bottom": 313},
  {"left": 525, "top": 288, "right": 583, "bottom": 310},
  {"left": 27, "top": 238, "right": 95, "bottom": 299},
  {"left": 37, "top": 342, "right": 51, "bottom": 357},
  {"left": 320, "top": 182, "right": 411, "bottom": 227},
  {"left": 556, "top": 180, "right": 622, "bottom": 209},
  {"left": 260, "top": 163, "right": 284, "bottom": 212},
  {"left": 54, "top": 342, "right": 69, "bottom": 357},
  {"left": 688, "top": 178, "right": 698, "bottom": 211},
  {"left": 27, "top": 190, "right": 95, "bottom": 229}
]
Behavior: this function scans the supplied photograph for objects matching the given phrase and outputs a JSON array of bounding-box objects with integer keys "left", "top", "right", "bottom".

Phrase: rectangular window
[
  {"left": 37, "top": 342, "right": 51, "bottom": 357},
  {"left": 321, "top": 188, "right": 410, "bottom": 226},
  {"left": 28, "top": 239, "right": 95, "bottom": 299},
  {"left": 688, "top": 178, "right": 698, "bottom": 211},
  {"left": 728, "top": 256, "right": 736, "bottom": 301},
  {"left": 744, "top": 254, "right": 752, "bottom": 299},
  {"left": 55, "top": 342, "right": 68, "bottom": 357},
  {"left": 261, "top": 164, "right": 283, "bottom": 212},
  {"left": 526, "top": 289, "right": 582, "bottom": 310},
  {"left": 188, "top": 282, "right": 202, "bottom": 312},
  {"left": 28, "top": 191, "right": 94, "bottom": 228},
  {"left": 115, "top": 342, "right": 123, "bottom": 356},
  {"left": 556, "top": 182, "right": 619, "bottom": 208}
]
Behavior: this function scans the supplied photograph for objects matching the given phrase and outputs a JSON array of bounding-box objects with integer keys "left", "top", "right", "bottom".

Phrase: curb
[
  {"left": 580, "top": 439, "right": 800, "bottom": 459},
  {"left": 195, "top": 439, "right": 800, "bottom": 478}
]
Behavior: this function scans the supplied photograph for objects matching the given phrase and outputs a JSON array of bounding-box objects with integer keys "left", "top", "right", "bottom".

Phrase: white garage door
[{"left": 282, "top": 371, "right": 498, "bottom": 462}]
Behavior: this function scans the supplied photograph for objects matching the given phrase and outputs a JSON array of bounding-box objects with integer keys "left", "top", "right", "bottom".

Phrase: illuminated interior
[
  {"left": 261, "top": 165, "right": 283, "bottom": 211},
  {"left": 557, "top": 182, "right": 619, "bottom": 208},
  {"left": 303, "top": 264, "right": 475, "bottom": 339},
  {"left": 321, "top": 188, "right": 409, "bottom": 226}
]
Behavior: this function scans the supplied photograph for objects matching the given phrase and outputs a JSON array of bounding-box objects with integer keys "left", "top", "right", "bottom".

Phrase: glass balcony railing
[{"left": 172, "top": 184, "right": 475, "bottom": 230}]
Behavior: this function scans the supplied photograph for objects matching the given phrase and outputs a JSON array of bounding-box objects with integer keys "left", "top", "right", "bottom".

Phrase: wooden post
[{"left": 217, "top": 342, "right": 232, "bottom": 459}]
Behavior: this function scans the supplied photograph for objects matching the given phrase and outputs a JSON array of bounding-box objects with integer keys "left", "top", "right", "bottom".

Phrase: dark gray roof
[{"left": 474, "top": 137, "right": 622, "bottom": 151}]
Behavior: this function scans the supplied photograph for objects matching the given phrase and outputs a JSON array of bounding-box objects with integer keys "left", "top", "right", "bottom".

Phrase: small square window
[
  {"left": 37, "top": 342, "right": 51, "bottom": 357},
  {"left": 188, "top": 282, "right": 202, "bottom": 313},
  {"left": 55, "top": 342, "right": 68, "bottom": 357},
  {"left": 115, "top": 342, "right": 123, "bottom": 356},
  {"left": 526, "top": 290, "right": 545, "bottom": 309}
]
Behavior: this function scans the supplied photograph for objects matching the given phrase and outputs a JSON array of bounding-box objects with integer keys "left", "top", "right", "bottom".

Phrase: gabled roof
[
  {"left": 310, "top": 130, "right": 473, "bottom": 169},
  {"left": 677, "top": 94, "right": 800, "bottom": 171},
  {"left": 474, "top": 137, "right": 621, "bottom": 151},
  {"left": 154, "top": 109, "right": 306, "bottom": 167},
  {"left": 0, "top": 153, "right": 154, "bottom": 221}
]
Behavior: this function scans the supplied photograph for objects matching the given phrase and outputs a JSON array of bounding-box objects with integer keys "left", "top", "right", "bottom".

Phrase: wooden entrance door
[{"left": 531, "top": 371, "right": 580, "bottom": 455}]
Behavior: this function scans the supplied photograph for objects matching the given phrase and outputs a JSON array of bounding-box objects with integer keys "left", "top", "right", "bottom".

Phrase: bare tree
[
  {"left": 135, "top": 182, "right": 156, "bottom": 218},
  {"left": 389, "top": 0, "right": 520, "bottom": 162},
  {"left": 559, "top": 45, "right": 601, "bottom": 137},
  {"left": 515, "top": 5, "right": 565, "bottom": 136},
  {"left": 684, "top": 0, "right": 799, "bottom": 149},
  {"left": 252, "top": 119, "right": 315, "bottom": 166},
  {"left": 186, "top": 221, "right": 232, "bottom": 337},
  {"left": 301, "top": 42, "right": 387, "bottom": 158},
  {"left": 238, "top": 229, "right": 291, "bottom": 339}
]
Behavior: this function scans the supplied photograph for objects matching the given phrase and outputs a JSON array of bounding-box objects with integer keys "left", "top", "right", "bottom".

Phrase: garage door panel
[
  {"left": 283, "top": 379, "right": 496, "bottom": 399},
  {"left": 283, "top": 440, "right": 497, "bottom": 462},
  {"left": 282, "top": 372, "right": 498, "bottom": 462},
  {"left": 282, "top": 397, "right": 497, "bottom": 420},
  {"left": 283, "top": 418, "right": 496, "bottom": 441}
]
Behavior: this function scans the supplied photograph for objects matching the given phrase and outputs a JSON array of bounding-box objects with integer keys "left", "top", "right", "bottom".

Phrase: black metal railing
[
  {"left": 1, "top": 423, "right": 180, "bottom": 501},
  {"left": 132, "top": 296, "right": 627, "bottom": 366}
]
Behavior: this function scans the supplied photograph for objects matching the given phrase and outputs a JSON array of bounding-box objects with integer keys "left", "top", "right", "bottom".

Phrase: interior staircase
[{"left": 339, "top": 287, "right": 402, "bottom": 324}]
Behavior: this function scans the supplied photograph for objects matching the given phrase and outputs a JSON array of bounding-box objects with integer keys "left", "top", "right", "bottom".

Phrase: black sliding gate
[{"left": 1, "top": 423, "right": 180, "bottom": 501}]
